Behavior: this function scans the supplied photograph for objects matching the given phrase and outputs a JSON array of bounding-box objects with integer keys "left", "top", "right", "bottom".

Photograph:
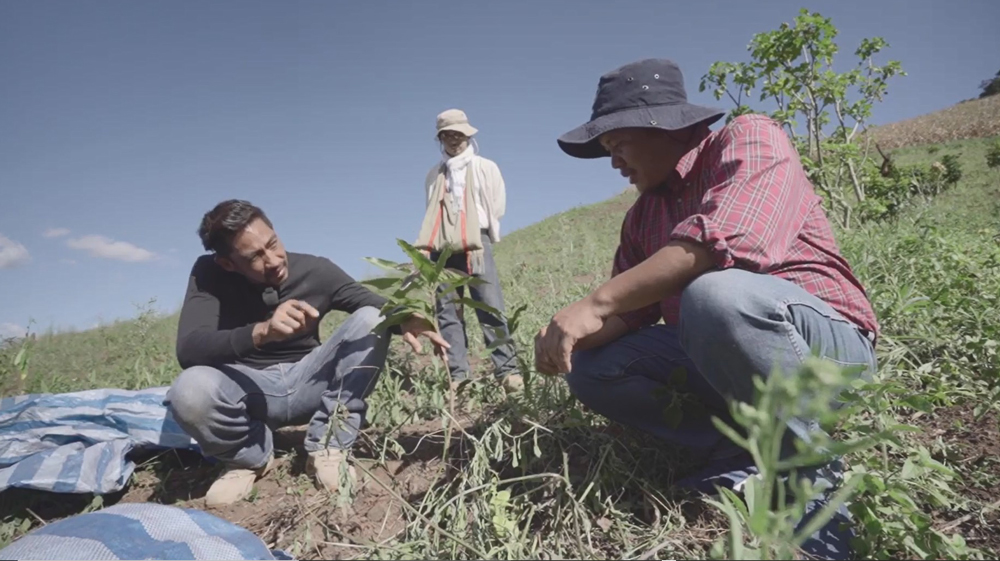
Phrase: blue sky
[{"left": 1, "top": 0, "right": 998, "bottom": 337}]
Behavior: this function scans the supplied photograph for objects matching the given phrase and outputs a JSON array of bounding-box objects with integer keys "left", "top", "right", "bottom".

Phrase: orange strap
[
  {"left": 427, "top": 180, "right": 445, "bottom": 251},
  {"left": 427, "top": 173, "right": 475, "bottom": 273},
  {"left": 435, "top": 173, "right": 473, "bottom": 273}
]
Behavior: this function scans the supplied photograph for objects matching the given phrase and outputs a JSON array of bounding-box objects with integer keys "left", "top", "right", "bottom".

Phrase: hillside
[
  {"left": 866, "top": 93, "right": 1000, "bottom": 150},
  {"left": 2, "top": 130, "right": 1000, "bottom": 558}
]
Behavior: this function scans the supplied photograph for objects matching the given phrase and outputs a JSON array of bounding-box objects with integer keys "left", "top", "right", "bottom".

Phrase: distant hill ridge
[{"left": 865, "top": 94, "right": 1000, "bottom": 150}]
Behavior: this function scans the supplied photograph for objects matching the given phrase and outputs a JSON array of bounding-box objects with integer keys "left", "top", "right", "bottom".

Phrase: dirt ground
[
  {"left": 913, "top": 403, "right": 1000, "bottom": 554},
  {"left": 4, "top": 396, "right": 996, "bottom": 559},
  {"left": 115, "top": 419, "right": 473, "bottom": 560}
]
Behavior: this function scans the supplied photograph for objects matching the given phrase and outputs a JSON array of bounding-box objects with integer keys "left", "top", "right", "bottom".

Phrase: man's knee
[
  {"left": 564, "top": 346, "right": 619, "bottom": 403},
  {"left": 345, "top": 306, "right": 383, "bottom": 335},
  {"left": 166, "top": 366, "right": 226, "bottom": 426},
  {"left": 325, "top": 306, "right": 385, "bottom": 352}
]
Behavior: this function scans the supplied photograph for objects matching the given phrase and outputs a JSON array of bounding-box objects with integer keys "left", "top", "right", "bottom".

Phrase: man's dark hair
[{"left": 198, "top": 199, "right": 273, "bottom": 255}]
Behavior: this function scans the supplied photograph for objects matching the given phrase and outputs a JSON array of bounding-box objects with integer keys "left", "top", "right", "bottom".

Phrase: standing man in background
[{"left": 416, "top": 109, "right": 523, "bottom": 392}]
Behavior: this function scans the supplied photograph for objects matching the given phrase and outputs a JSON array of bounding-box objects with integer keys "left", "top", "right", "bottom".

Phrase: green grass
[
  {"left": 2, "top": 138, "right": 999, "bottom": 559},
  {"left": 3, "top": 300, "right": 178, "bottom": 395}
]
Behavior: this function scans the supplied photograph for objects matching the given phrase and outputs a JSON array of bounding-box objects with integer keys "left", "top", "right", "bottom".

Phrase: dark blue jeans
[
  {"left": 432, "top": 233, "right": 518, "bottom": 381},
  {"left": 566, "top": 268, "right": 877, "bottom": 453}
]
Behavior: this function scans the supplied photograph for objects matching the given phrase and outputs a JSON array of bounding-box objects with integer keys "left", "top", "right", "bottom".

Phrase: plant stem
[{"left": 430, "top": 284, "right": 457, "bottom": 476}]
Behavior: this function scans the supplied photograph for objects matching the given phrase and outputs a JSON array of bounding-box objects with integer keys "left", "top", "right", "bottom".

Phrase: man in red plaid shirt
[{"left": 535, "top": 58, "right": 878, "bottom": 559}]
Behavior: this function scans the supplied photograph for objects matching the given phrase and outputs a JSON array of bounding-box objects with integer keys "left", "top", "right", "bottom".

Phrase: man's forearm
[
  {"left": 588, "top": 240, "right": 714, "bottom": 320},
  {"left": 574, "top": 315, "right": 629, "bottom": 353},
  {"left": 176, "top": 324, "right": 257, "bottom": 369}
]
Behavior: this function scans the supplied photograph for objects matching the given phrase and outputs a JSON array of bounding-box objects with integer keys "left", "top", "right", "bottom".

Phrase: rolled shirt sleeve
[{"left": 670, "top": 117, "right": 812, "bottom": 272}]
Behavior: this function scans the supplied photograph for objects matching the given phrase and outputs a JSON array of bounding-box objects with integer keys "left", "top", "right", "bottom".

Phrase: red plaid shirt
[{"left": 613, "top": 114, "right": 879, "bottom": 340}]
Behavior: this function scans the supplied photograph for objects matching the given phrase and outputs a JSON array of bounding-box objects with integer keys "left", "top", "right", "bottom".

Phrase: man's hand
[
  {"left": 253, "top": 299, "right": 320, "bottom": 347},
  {"left": 533, "top": 241, "right": 714, "bottom": 376},
  {"left": 534, "top": 297, "right": 605, "bottom": 375},
  {"left": 400, "top": 314, "right": 451, "bottom": 361}
]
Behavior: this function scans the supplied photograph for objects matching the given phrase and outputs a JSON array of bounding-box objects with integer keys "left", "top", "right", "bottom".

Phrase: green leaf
[
  {"left": 484, "top": 334, "right": 514, "bottom": 353},
  {"left": 433, "top": 245, "right": 453, "bottom": 280},
  {"left": 363, "top": 256, "right": 408, "bottom": 273},
  {"left": 14, "top": 347, "right": 28, "bottom": 371},
  {"left": 507, "top": 303, "right": 528, "bottom": 334},
  {"left": 397, "top": 239, "right": 438, "bottom": 281},
  {"left": 453, "top": 298, "right": 503, "bottom": 318},
  {"left": 711, "top": 416, "right": 750, "bottom": 450},
  {"left": 923, "top": 457, "right": 958, "bottom": 478},
  {"left": 440, "top": 269, "right": 485, "bottom": 287},
  {"left": 372, "top": 312, "right": 415, "bottom": 334},
  {"left": 887, "top": 488, "right": 918, "bottom": 510},
  {"left": 721, "top": 486, "right": 751, "bottom": 522},
  {"left": 705, "top": 495, "right": 746, "bottom": 560},
  {"left": 360, "top": 276, "right": 404, "bottom": 291}
]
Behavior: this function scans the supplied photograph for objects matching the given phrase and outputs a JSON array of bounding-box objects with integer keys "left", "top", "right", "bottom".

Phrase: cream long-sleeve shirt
[{"left": 424, "top": 154, "right": 507, "bottom": 243}]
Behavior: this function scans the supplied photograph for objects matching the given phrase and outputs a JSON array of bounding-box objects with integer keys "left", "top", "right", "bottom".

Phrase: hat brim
[
  {"left": 438, "top": 123, "right": 478, "bottom": 137},
  {"left": 557, "top": 103, "right": 726, "bottom": 159}
]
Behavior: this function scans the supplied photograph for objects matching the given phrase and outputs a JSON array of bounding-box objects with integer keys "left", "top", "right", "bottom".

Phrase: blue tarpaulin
[
  {"left": 0, "top": 387, "right": 199, "bottom": 495},
  {"left": 0, "top": 502, "right": 294, "bottom": 560}
]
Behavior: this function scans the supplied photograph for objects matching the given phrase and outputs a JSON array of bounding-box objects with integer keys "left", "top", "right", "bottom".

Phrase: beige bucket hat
[{"left": 436, "top": 108, "right": 478, "bottom": 137}]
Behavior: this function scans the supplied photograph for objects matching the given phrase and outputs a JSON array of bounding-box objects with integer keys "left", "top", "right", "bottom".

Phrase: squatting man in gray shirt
[{"left": 166, "top": 199, "right": 449, "bottom": 506}]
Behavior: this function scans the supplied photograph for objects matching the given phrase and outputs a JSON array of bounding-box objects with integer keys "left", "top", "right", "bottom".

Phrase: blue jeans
[
  {"left": 164, "top": 307, "right": 390, "bottom": 470},
  {"left": 567, "top": 268, "right": 877, "bottom": 456},
  {"left": 433, "top": 232, "right": 518, "bottom": 381}
]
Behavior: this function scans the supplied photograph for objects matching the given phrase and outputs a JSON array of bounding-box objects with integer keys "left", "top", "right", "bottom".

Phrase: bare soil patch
[
  {"left": 912, "top": 403, "right": 1000, "bottom": 554},
  {"left": 110, "top": 418, "right": 477, "bottom": 559}
]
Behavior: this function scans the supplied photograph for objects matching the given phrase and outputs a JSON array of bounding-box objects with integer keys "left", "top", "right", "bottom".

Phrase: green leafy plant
[
  {"left": 699, "top": 8, "right": 906, "bottom": 229},
  {"left": 362, "top": 240, "right": 503, "bottom": 336},
  {"left": 705, "top": 358, "right": 884, "bottom": 559},
  {"left": 939, "top": 154, "right": 963, "bottom": 187},
  {"left": 986, "top": 139, "right": 1000, "bottom": 174},
  {"left": 0, "top": 322, "right": 34, "bottom": 396},
  {"left": 705, "top": 344, "right": 985, "bottom": 560},
  {"left": 978, "top": 69, "right": 1000, "bottom": 99},
  {"left": 12, "top": 340, "right": 31, "bottom": 394},
  {"left": 361, "top": 239, "right": 508, "bottom": 465},
  {"left": 836, "top": 374, "right": 980, "bottom": 560}
]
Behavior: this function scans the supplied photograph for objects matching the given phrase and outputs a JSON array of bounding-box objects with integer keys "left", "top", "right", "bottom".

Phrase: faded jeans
[
  {"left": 567, "top": 269, "right": 877, "bottom": 558},
  {"left": 432, "top": 232, "right": 518, "bottom": 381},
  {"left": 567, "top": 268, "right": 878, "bottom": 457},
  {"left": 164, "top": 307, "right": 390, "bottom": 470}
]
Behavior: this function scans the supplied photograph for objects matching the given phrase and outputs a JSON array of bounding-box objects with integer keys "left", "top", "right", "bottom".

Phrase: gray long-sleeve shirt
[{"left": 175, "top": 252, "right": 388, "bottom": 370}]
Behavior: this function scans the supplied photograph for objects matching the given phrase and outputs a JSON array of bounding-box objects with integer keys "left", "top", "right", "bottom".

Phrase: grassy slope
[{"left": 2, "top": 135, "right": 999, "bottom": 558}]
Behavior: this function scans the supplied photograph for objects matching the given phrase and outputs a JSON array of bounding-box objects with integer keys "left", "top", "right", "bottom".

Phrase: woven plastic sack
[{"left": 0, "top": 503, "right": 293, "bottom": 560}]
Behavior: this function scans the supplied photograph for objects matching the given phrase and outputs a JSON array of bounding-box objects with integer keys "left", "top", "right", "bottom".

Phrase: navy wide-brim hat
[{"left": 558, "top": 58, "right": 726, "bottom": 159}]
